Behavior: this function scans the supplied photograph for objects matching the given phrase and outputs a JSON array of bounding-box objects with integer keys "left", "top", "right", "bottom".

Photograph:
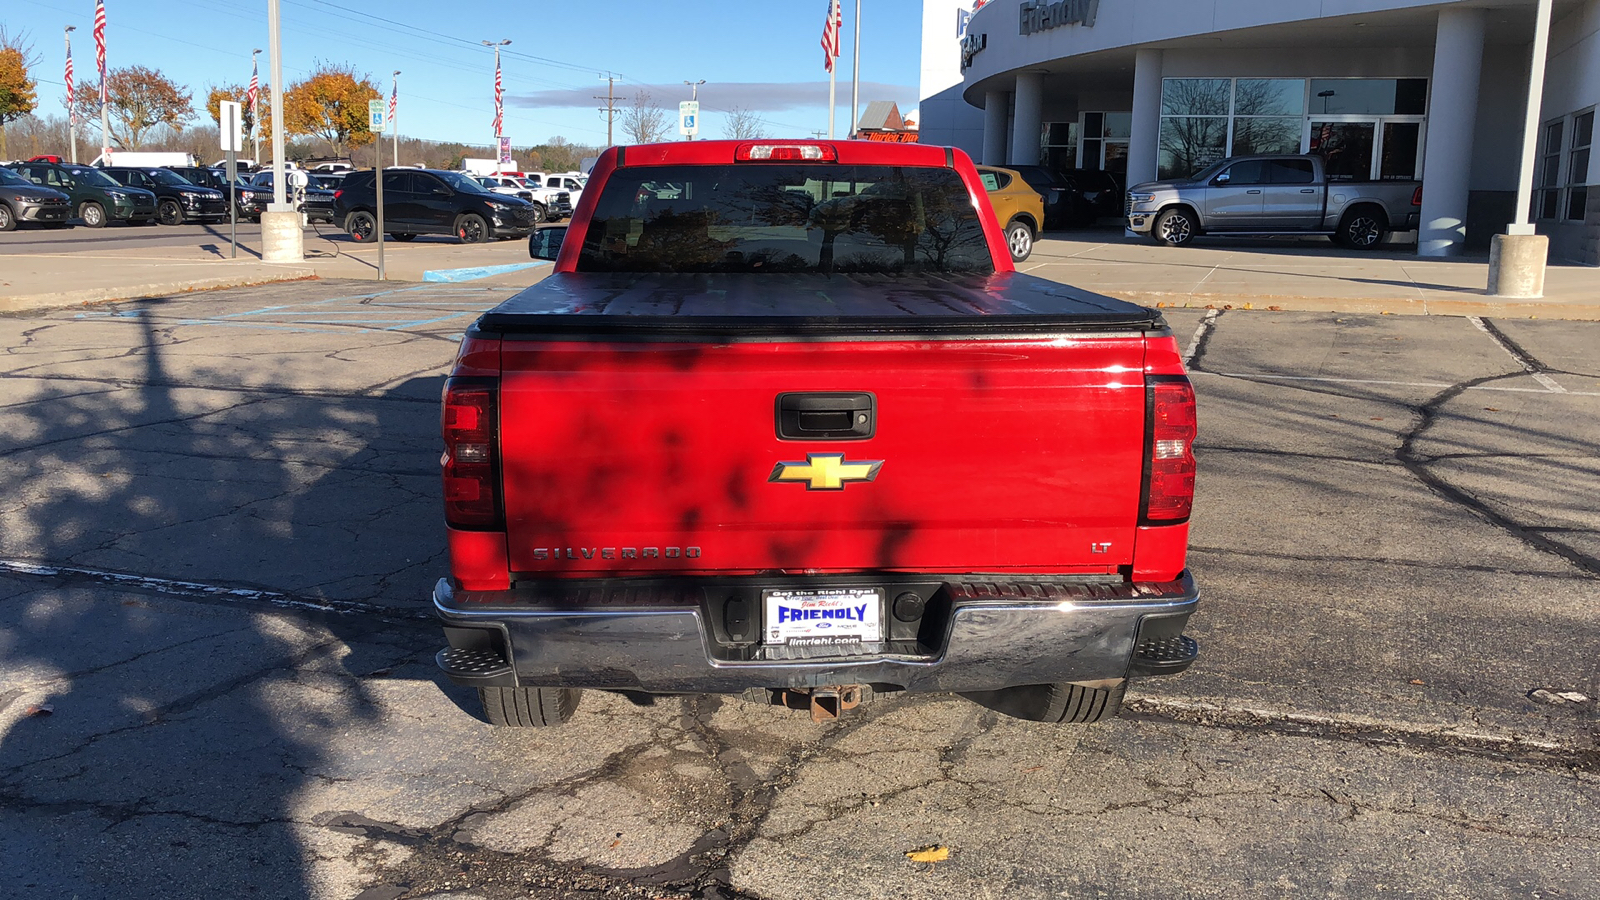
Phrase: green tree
[{"left": 0, "top": 29, "right": 40, "bottom": 158}]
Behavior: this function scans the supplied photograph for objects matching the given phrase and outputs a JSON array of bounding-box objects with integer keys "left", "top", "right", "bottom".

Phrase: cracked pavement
[{"left": 1, "top": 282, "right": 1597, "bottom": 899}]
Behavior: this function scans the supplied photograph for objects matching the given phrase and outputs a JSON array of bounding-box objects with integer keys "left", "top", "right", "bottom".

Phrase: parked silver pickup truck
[{"left": 1125, "top": 154, "right": 1420, "bottom": 249}]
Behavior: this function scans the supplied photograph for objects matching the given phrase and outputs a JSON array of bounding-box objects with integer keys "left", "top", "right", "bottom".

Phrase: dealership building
[{"left": 919, "top": 0, "right": 1600, "bottom": 263}]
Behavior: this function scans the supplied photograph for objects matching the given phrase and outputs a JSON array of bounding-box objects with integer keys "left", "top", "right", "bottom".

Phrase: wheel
[
  {"left": 79, "top": 201, "right": 107, "bottom": 228},
  {"left": 1151, "top": 208, "right": 1197, "bottom": 247},
  {"left": 1336, "top": 207, "right": 1388, "bottom": 250},
  {"left": 157, "top": 199, "right": 185, "bottom": 226},
  {"left": 1004, "top": 218, "right": 1034, "bottom": 262},
  {"left": 345, "top": 210, "right": 376, "bottom": 242},
  {"left": 527, "top": 202, "right": 547, "bottom": 225},
  {"left": 478, "top": 686, "right": 580, "bottom": 727},
  {"left": 388, "top": 232, "right": 417, "bottom": 241},
  {"left": 455, "top": 212, "right": 489, "bottom": 244},
  {"left": 0, "top": 204, "right": 15, "bottom": 232},
  {"left": 959, "top": 680, "right": 1126, "bottom": 724}
]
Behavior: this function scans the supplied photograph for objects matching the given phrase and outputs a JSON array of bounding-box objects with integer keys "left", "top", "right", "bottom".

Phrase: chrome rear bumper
[{"left": 433, "top": 572, "right": 1198, "bottom": 694}]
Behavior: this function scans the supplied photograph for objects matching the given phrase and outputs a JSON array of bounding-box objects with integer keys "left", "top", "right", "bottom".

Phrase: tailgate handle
[{"left": 776, "top": 392, "right": 875, "bottom": 440}]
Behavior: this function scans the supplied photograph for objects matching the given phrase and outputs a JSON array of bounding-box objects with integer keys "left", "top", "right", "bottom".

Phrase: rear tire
[
  {"left": 388, "top": 232, "right": 416, "bottom": 241},
  {"left": 0, "top": 204, "right": 15, "bottom": 232},
  {"left": 346, "top": 210, "right": 376, "bottom": 242},
  {"left": 456, "top": 212, "right": 489, "bottom": 244},
  {"left": 1004, "top": 218, "right": 1035, "bottom": 262},
  {"left": 478, "top": 686, "right": 580, "bottom": 727},
  {"left": 79, "top": 201, "right": 107, "bottom": 228},
  {"left": 960, "top": 680, "right": 1126, "bottom": 724},
  {"left": 1336, "top": 207, "right": 1388, "bottom": 250}
]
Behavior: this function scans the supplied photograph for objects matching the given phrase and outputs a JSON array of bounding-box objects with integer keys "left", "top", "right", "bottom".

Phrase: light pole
[
  {"left": 1317, "top": 90, "right": 1335, "bottom": 114},
  {"left": 684, "top": 79, "right": 704, "bottom": 140},
  {"left": 64, "top": 27, "right": 77, "bottom": 164},
  {"left": 483, "top": 39, "right": 511, "bottom": 172},
  {"left": 261, "top": 0, "right": 302, "bottom": 262},
  {"left": 392, "top": 70, "right": 400, "bottom": 168}
]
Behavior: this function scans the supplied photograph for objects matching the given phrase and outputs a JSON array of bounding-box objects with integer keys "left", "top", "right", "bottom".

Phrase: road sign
[
  {"left": 219, "top": 101, "right": 243, "bottom": 152},
  {"left": 679, "top": 100, "right": 700, "bottom": 136},
  {"left": 368, "top": 99, "right": 387, "bottom": 133},
  {"left": 498, "top": 136, "right": 512, "bottom": 164}
]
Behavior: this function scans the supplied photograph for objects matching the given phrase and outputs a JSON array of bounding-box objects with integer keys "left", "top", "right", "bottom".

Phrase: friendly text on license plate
[{"left": 763, "top": 588, "right": 884, "bottom": 647}]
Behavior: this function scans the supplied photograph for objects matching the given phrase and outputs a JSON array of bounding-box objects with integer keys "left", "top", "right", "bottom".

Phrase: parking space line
[
  {"left": 1202, "top": 371, "right": 1600, "bottom": 397},
  {"left": 1468, "top": 316, "right": 1568, "bottom": 393},
  {"left": 1182, "top": 308, "right": 1219, "bottom": 365}
]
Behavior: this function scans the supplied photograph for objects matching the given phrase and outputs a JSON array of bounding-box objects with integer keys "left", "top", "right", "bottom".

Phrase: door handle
[
  {"left": 776, "top": 392, "right": 875, "bottom": 440},
  {"left": 1246, "top": 189, "right": 1262, "bottom": 194},
  {"left": 1300, "top": 189, "right": 1317, "bottom": 193}
]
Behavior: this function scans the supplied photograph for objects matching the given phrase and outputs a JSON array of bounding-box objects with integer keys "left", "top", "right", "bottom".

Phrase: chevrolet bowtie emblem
[{"left": 769, "top": 453, "right": 884, "bottom": 491}]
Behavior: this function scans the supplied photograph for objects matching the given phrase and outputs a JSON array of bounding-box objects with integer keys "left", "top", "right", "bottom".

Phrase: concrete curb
[
  {"left": 1109, "top": 289, "right": 1600, "bottom": 321},
  {"left": 0, "top": 268, "right": 318, "bottom": 314}
]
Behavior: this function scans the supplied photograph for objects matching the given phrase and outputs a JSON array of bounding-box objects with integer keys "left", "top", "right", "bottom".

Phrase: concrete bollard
[
  {"left": 261, "top": 209, "right": 304, "bottom": 263},
  {"left": 1487, "top": 233, "right": 1549, "bottom": 298}
]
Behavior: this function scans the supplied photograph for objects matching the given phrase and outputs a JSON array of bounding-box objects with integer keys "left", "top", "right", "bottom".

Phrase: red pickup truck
[{"left": 433, "top": 140, "right": 1199, "bottom": 727}]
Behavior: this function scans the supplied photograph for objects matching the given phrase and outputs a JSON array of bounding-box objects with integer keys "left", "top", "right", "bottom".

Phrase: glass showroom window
[
  {"left": 1566, "top": 110, "right": 1593, "bottom": 223},
  {"left": 1159, "top": 79, "right": 1230, "bottom": 179},
  {"left": 1230, "top": 79, "right": 1304, "bottom": 156},
  {"left": 1538, "top": 119, "right": 1563, "bottom": 220}
]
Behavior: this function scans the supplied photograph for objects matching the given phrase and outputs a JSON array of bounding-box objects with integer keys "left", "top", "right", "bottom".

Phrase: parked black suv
[
  {"left": 101, "top": 166, "right": 228, "bottom": 225},
  {"left": 0, "top": 166, "right": 72, "bottom": 231},
  {"left": 166, "top": 166, "right": 267, "bottom": 220},
  {"left": 333, "top": 168, "right": 537, "bottom": 243},
  {"left": 247, "top": 171, "right": 337, "bottom": 223}
]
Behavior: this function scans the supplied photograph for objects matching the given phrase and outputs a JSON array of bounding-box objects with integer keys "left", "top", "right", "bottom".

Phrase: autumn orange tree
[
  {"left": 0, "top": 29, "right": 40, "bottom": 159},
  {"left": 72, "top": 65, "right": 195, "bottom": 150},
  {"left": 284, "top": 63, "right": 379, "bottom": 158},
  {"left": 206, "top": 82, "right": 271, "bottom": 136}
]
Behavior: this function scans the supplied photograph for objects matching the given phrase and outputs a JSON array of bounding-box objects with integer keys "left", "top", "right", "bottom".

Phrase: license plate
[{"left": 763, "top": 588, "right": 883, "bottom": 647}]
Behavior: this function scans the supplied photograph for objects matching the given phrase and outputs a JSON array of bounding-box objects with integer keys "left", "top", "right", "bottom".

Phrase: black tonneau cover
[{"left": 476, "top": 272, "right": 1163, "bottom": 338}]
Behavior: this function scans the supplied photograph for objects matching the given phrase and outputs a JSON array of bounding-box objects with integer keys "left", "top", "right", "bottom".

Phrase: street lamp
[
  {"left": 392, "top": 70, "right": 400, "bottom": 168},
  {"left": 684, "top": 80, "right": 705, "bottom": 141},
  {"left": 483, "top": 39, "right": 511, "bottom": 171},
  {"left": 64, "top": 27, "right": 76, "bottom": 164},
  {"left": 1317, "top": 90, "right": 1336, "bottom": 114}
]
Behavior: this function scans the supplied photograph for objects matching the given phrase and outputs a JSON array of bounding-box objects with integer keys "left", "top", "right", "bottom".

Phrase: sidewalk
[{"left": 1028, "top": 230, "right": 1600, "bottom": 320}]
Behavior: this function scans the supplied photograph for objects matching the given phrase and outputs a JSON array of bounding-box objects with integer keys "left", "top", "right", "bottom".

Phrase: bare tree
[
  {"left": 619, "top": 90, "right": 670, "bottom": 144},
  {"left": 722, "top": 106, "right": 768, "bottom": 140}
]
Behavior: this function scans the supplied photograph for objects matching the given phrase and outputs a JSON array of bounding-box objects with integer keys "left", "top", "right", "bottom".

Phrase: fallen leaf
[
  {"left": 609, "top": 840, "right": 622, "bottom": 849},
  {"left": 24, "top": 703, "right": 53, "bottom": 717},
  {"left": 1242, "top": 302, "right": 1254, "bottom": 310},
  {"left": 1020, "top": 765, "right": 1045, "bottom": 773},
  {"left": 906, "top": 845, "right": 950, "bottom": 863},
  {"left": 1483, "top": 408, "right": 1500, "bottom": 412},
  {"left": 1371, "top": 417, "right": 1385, "bottom": 421},
  {"left": 1409, "top": 679, "right": 1425, "bottom": 686},
  {"left": 1267, "top": 305, "right": 1282, "bottom": 311},
  {"left": 1555, "top": 691, "right": 1591, "bottom": 703}
]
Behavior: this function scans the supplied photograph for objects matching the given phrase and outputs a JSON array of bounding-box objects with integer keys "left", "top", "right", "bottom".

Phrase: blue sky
[{"left": 8, "top": 0, "right": 925, "bottom": 147}]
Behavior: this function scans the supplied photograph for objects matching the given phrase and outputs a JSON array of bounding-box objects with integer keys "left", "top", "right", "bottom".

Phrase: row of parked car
[{"left": 0, "top": 157, "right": 579, "bottom": 244}]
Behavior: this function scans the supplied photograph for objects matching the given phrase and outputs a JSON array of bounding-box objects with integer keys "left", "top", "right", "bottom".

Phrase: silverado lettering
[{"left": 432, "top": 140, "right": 1200, "bottom": 729}]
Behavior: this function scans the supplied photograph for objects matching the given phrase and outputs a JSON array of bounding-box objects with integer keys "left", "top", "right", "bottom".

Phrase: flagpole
[
  {"left": 850, "top": 0, "right": 860, "bottom": 139},
  {"left": 96, "top": 1, "right": 109, "bottom": 163},
  {"left": 392, "top": 71, "right": 400, "bottom": 168},
  {"left": 64, "top": 27, "right": 77, "bottom": 164},
  {"left": 250, "top": 49, "right": 260, "bottom": 166}
]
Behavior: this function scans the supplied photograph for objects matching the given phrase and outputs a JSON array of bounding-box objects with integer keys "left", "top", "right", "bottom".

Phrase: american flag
[
  {"left": 94, "top": 0, "right": 107, "bottom": 105},
  {"left": 246, "top": 57, "right": 259, "bottom": 123},
  {"left": 65, "top": 45, "right": 75, "bottom": 125},
  {"left": 492, "top": 55, "right": 503, "bottom": 136},
  {"left": 388, "top": 83, "right": 397, "bottom": 125},
  {"left": 821, "top": 0, "right": 842, "bottom": 73}
]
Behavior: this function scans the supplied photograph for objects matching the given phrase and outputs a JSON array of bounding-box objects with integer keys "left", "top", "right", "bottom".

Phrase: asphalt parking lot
[{"left": 1, "top": 280, "right": 1596, "bottom": 899}]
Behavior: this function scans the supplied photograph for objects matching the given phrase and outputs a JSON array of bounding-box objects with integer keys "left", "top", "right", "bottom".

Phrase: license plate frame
[{"left": 762, "top": 587, "right": 884, "bottom": 647}]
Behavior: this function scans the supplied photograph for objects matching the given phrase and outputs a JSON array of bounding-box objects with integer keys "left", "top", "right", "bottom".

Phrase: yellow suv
[{"left": 976, "top": 165, "right": 1046, "bottom": 262}]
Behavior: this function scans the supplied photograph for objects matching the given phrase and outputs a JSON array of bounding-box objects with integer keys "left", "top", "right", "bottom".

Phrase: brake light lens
[
  {"left": 735, "top": 142, "right": 837, "bottom": 162},
  {"left": 1411, "top": 186, "right": 1423, "bottom": 206},
  {"left": 333, "top": 188, "right": 343, "bottom": 201},
  {"left": 441, "top": 377, "right": 501, "bottom": 530},
  {"left": 1142, "top": 377, "right": 1197, "bottom": 523}
]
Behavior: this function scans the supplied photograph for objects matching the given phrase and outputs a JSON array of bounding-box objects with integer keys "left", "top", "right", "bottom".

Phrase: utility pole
[
  {"left": 683, "top": 79, "right": 704, "bottom": 141},
  {"left": 64, "top": 27, "right": 77, "bottom": 164},
  {"left": 596, "top": 73, "right": 617, "bottom": 147}
]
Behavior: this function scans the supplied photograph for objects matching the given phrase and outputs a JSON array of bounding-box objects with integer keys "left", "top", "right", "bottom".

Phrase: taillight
[
  {"left": 1411, "top": 186, "right": 1423, "bottom": 206},
  {"left": 441, "top": 376, "right": 501, "bottom": 530},
  {"left": 333, "top": 189, "right": 343, "bottom": 201},
  {"left": 1142, "top": 376, "right": 1197, "bottom": 524},
  {"left": 735, "top": 142, "right": 838, "bottom": 162}
]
